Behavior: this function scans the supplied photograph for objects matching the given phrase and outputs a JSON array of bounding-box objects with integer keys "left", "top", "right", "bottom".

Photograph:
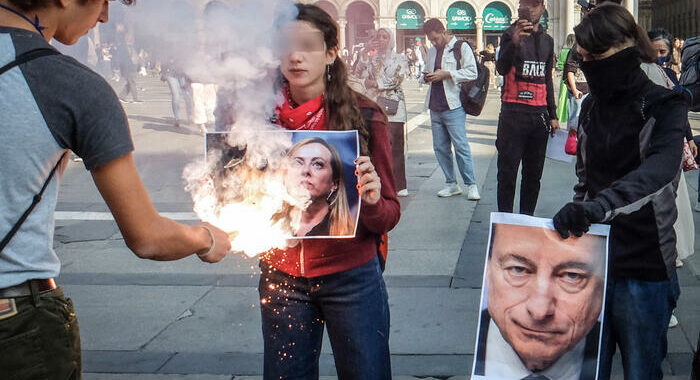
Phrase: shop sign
[
  {"left": 483, "top": 3, "right": 511, "bottom": 31},
  {"left": 397, "top": 2, "right": 424, "bottom": 29},
  {"left": 447, "top": 2, "right": 476, "bottom": 30}
]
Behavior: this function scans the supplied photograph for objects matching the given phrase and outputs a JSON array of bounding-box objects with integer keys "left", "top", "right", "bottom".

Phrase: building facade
[
  {"left": 300, "top": 0, "right": 639, "bottom": 54},
  {"left": 650, "top": 0, "right": 699, "bottom": 39}
]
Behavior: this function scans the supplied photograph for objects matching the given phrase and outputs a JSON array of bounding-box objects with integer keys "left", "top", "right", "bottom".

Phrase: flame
[{"left": 184, "top": 124, "right": 310, "bottom": 257}]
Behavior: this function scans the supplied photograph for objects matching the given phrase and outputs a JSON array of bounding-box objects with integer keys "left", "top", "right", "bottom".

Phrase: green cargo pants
[{"left": 0, "top": 287, "right": 81, "bottom": 379}]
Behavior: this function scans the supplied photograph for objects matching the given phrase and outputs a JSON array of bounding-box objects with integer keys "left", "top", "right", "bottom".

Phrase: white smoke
[{"left": 121, "top": 0, "right": 308, "bottom": 256}]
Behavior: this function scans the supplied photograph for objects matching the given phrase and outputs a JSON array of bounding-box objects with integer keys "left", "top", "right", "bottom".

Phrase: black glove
[{"left": 553, "top": 201, "right": 605, "bottom": 239}]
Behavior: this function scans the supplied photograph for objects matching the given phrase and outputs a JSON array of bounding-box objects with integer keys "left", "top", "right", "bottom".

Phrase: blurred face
[
  {"left": 673, "top": 39, "right": 681, "bottom": 49},
  {"left": 486, "top": 224, "right": 605, "bottom": 371},
  {"left": 427, "top": 30, "right": 449, "bottom": 49},
  {"left": 376, "top": 29, "right": 391, "bottom": 51},
  {"left": 280, "top": 21, "right": 337, "bottom": 92},
  {"left": 288, "top": 142, "right": 337, "bottom": 200},
  {"left": 519, "top": 0, "right": 545, "bottom": 24},
  {"left": 652, "top": 39, "right": 670, "bottom": 59},
  {"left": 55, "top": 0, "right": 110, "bottom": 45}
]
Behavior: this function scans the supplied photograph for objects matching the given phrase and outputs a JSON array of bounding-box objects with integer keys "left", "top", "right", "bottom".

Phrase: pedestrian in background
[
  {"left": 360, "top": 28, "right": 409, "bottom": 197},
  {"left": 671, "top": 37, "right": 682, "bottom": 76},
  {"left": 553, "top": 4, "right": 685, "bottom": 378},
  {"left": 161, "top": 57, "right": 193, "bottom": 128},
  {"left": 259, "top": 5, "right": 400, "bottom": 379},
  {"left": 113, "top": 23, "right": 142, "bottom": 103},
  {"left": 479, "top": 43, "right": 497, "bottom": 89},
  {"left": 495, "top": 0, "right": 558, "bottom": 215},
  {"left": 415, "top": 37, "right": 426, "bottom": 89},
  {"left": 421, "top": 18, "right": 480, "bottom": 200}
]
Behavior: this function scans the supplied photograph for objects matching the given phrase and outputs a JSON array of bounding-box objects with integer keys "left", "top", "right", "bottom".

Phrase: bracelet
[{"left": 198, "top": 225, "right": 216, "bottom": 258}]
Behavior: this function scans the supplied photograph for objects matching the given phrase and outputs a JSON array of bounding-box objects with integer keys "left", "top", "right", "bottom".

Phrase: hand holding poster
[{"left": 472, "top": 213, "right": 610, "bottom": 380}]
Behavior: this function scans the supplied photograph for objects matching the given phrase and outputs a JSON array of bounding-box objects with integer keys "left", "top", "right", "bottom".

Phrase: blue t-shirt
[
  {"left": 0, "top": 27, "right": 133, "bottom": 287},
  {"left": 429, "top": 47, "right": 450, "bottom": 112}
]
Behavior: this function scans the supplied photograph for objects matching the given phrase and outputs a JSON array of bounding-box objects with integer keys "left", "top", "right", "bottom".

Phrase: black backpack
[
  {"left": 680, "top": 36, "right": 699, "bottom": 111},
  {"left": 451, "top": 40, "right": 490, "bottom": 116}
]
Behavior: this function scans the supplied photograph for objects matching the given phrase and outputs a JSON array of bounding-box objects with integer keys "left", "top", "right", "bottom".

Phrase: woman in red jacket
[{"left": 259, "top": 4, "right": 400, "bottom": 379}]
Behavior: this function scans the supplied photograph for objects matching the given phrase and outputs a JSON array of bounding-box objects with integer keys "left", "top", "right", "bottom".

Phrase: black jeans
[
  {"left": 0, "top": 287, "right": 81, "bottom": 379},
  {"left": 496, "top": 110, "right": 549, "bottom": 215}
]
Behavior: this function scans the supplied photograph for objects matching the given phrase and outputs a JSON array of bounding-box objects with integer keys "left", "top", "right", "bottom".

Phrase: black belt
[{"left": 0, "top": 279, "right": 56, "bottom": 299}]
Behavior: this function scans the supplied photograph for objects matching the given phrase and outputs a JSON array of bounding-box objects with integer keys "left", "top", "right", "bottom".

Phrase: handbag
[
  {"left": 565, "top": 131, "right": 578, "bottom": 156},
  {"left": 682, "top": 140, "right": 698, "bottom": 171},
  {"left": 376, "top": 96, "right": 399, "bottom": 116}
]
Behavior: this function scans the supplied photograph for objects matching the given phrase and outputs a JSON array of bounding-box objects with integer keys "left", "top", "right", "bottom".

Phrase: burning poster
[
  {"left": 187, "top": 129, "right": 360, "bottom": 257},
  {"left": 472, "top": 213, "right": 610, "bottom": 380}
]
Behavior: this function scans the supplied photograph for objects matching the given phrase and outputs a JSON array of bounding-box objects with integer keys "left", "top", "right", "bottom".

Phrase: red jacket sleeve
[{"left": 358, "top": 104, "right": 401, "bottom": 235}]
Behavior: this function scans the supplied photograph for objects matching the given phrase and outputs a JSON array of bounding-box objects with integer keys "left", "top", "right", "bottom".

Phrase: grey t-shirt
[{"left": 0, "top": 27, "right": 134, "bottom": 288}]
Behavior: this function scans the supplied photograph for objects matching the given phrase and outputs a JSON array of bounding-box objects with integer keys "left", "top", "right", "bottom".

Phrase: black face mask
[{"left": 580, "top": 46, "right": 646, "bottom": 102}]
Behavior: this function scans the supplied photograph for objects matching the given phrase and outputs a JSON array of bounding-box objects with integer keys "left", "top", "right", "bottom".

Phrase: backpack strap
[
  {"left": 0, "top": 48, "right": 58, "bottom": 76},
  {"left": 451, "top": 40, "right": 464, "bottom": 71},
  {"left": 0, "top": 48, "right": 63, "bottom": 253}
]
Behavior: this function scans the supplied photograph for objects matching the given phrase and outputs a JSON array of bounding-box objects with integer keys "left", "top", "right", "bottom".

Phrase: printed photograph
[
  {"left": 472, "top": 213, "right": 610, "bottom": 380},
  {"left": 205, "top": 130, "right": 360, "bottom": 239}
]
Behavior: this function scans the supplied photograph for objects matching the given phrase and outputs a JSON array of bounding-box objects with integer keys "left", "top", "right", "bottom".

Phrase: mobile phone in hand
[
  {"left": 517, "top": 7, "right": 531, "bottom": 22},
  {"left": 577, "top": 0, "right": 593, "bottom": 10}
]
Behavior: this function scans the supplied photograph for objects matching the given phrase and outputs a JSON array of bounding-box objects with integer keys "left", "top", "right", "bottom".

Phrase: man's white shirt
[
  {"left": 484, "top": 320, "right": 586, "bottom": 380},
  {"left": 421, "top": 36, "right": 478, "bottom": 111}
]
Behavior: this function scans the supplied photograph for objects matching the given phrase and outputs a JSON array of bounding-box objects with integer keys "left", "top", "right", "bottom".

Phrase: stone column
[
  {"left": 338, "top": 18, "right": 347, "bottom": 49},
  {"left": 624, "top": 0, "right": 638, "bottom": 20},
  {"left": 476, "top": 18, "right": 484, "bottom": 52},
  {"left": 565, "top": 0, "right": 575, "bottom": 38}
]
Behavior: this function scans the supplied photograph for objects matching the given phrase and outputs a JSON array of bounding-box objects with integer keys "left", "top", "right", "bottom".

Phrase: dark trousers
[
  {"left": 598, "top": 273, "right": 680, "bottom": 380},
  {"left": 119, "top": 72, "right": 140, "bottom": 101},
  {"left": 0, "top": 287, "right": 81, "bottom": 379},
  {"left": 496, "top": 110, "right": 549, "bottom": 215},
  {"left": 259, "top": 257, "right": 391, "bottom": 380},
  {"left": 388, "top": 122, "right": 407, "bottom": 191}
]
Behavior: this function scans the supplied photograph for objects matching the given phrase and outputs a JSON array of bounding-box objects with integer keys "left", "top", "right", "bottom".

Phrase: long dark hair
[
  {"left": 293, "top": 4, "right": 371, "bottom": 155},
  {"left": 574, "top": 3, "right": 656, "bottom": 63}
]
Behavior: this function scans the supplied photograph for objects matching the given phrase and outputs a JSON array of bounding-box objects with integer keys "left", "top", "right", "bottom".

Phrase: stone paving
[{"left": 51, "top": 75, "right": 700, "bottom": 378}]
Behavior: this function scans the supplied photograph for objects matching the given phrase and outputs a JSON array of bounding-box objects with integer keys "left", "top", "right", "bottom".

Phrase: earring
[{"left": 326, "top": 64, "right": 332, "bottom": 82}]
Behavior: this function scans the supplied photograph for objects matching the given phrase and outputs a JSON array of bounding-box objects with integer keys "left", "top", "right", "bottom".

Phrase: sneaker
[
  {"left": 466, "top": 184, "right": 481, "bottom": 201},
  {"left": 676, "top": 257, "right": 684, "bottom": 268},
  {"left": 668, "top": 314, "right": 679, "bottom": 328},
  {"left": 695, "top": 203, "right": 700, "bottom": 212},
  {"left": 437, "top": 183, "right": 462, "bottom": 197},
  {"left": 119, "top": 98, "right": 131, "bottom": 104},
  {"left": 397, "top": 189, "right": 409, "bottom": 197}
]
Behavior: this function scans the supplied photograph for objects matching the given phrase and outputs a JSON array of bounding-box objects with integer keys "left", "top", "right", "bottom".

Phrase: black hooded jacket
[{"left": 574, "top": 48, "right": 687, "bottom": 281}]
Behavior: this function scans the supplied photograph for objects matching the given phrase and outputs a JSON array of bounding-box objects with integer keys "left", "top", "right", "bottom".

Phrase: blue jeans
[
  {"left": 165, "top": 76, "right": 193, "bottom": 122},
  {"left": 430, "top": 107, "right": 476, "bottom": 185},
  {"left": 259, "top": 257, "right": 391, "bottom": 380},
  {"left": 567, "top": 92, "right": 588, "bottom": 130},
  {"left": 598, "top": 272, "right": 680, "bottom": 380}
]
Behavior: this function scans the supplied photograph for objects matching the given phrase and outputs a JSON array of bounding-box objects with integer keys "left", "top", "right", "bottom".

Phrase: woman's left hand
[{"left": 355, "top": 156, "right": 381, "bottom": 206}]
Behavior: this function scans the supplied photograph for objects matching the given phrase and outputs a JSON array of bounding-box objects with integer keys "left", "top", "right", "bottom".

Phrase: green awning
[
  {"left": 447, "top": 2, "right": 476, "bottom": 30},
  {"left": 483, "top": 2, "right": 512, "bottom": 31},
  {"left": 396, "top": 1, "right": 425, "bottom": 30}
]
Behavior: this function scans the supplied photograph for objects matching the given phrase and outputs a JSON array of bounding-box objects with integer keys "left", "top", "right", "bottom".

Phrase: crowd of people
[{"left": 1, "top": 0, "right": 700, "bottom": 379}]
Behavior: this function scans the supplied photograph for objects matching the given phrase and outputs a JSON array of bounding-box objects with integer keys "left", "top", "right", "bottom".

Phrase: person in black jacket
[
  {"left": 552, "top": 4, "right": 686, "bottom": 379},
  {"left": 495, "top": 0, "right": 558, "bottom": 216}
]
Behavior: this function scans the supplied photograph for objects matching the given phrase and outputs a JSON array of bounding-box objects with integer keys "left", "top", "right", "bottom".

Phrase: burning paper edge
[{"left": 199, "top": 130, "right": 361, "bottom": 245}]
